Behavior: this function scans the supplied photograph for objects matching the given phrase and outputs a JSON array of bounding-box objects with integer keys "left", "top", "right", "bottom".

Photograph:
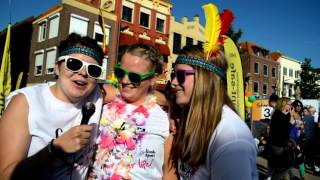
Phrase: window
[
  {"left": 38, "top": 20, "right": 47, "bottom": 42},
  {"left": 289, "top": 84, "right": 293, "bottom": 97},
  {"left": 254, "top": 62, "right": 259, "bottom": 74},
  {"left": 93, "top": 22, "right": 110, "bottom": 46},
  {"left": 289, "top": 69, "right": 293, "bottom": 77},
  {"left": 140, "top": 12, "right": 149, "bottom": 28},
  {"left": 173, "top": 33, "right": 181, "bottom": 54},
  {"left": 263, "top": 65, "right": 268, "bottom": 76},
  {"left": 254, "top": 81, "right": 259, "bottom": 94},
  {"left": 156, "top": 18, "right": 165, "bottom": 32},
  {"left": 69, "top": 14, "right": 89, "bottom": 36},
  {"left": 186, "top": 37, "right": 193, "bottom": 46},
  {"left": 295, "top": 71, "right": 300, "bottom": 78},
  {"left": 272, "top": 86, "right": 276, "bottom": 94},
  {"left": 48, "top": 14, "right": 60, "bottom": 39},
  {"left": 263, "top": 83, "right": 268, "bottom": 95},
  {"left": 34, "top": 51, "right": 44, "bottom": 76},
  {"left": 283, "top": 67, "right": 287, "bottom": 76},
  {"left": 272, "top": 67, "right": 276, "bottom": 78},
  {"left": 45, "top": 48, "right": 57, "bottom": 74},
  {"left": 122, "top": 6, "right": 132, "bottom": 22}
]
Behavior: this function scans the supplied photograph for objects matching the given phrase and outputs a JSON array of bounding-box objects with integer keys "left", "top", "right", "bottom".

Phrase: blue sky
[{"left": 1, "top": 0, "right": 320, "bottom": 68}]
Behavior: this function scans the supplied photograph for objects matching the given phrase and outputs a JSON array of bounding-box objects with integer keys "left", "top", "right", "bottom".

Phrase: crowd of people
[{"left": 256, "top": 95, "right": 320, "bottom": 180}]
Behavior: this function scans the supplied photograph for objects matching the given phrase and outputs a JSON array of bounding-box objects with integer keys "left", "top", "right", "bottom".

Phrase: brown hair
[{"left": 170, "top": 45, "right": 236, "bottom": 167}]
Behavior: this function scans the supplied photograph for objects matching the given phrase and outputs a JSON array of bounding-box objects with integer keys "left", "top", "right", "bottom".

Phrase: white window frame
[
  {"left": 45, "top": 47, "right": 57, "bottom": 75},
  {"left": 272, "top": 67, "right": 276, "bottom": 78},
  {"left": 69, "top": 13, "right": 89, "bottom": 36},
  {"left": 139, "top": 7, "right": 151, "bottom": 29},
  {"left": 48, "top": 13, "right": 60, "bottom": 39},
  {"left": 156, "top": 13, "right": 166, "bottom": 33},
  {"left": 34, "top": 50, "right": 44, "bottom": 76},
  {"left": 38, "top": 20, "right": 47, "bottom": 42},
  {"left": 263, "top": 64, "right": 268, "bottom": 77},
  {"left": 93, "top": 21, "right": 111, "bottom": 46},
  {"left": 254, "top": 62, "right": 259, "bottom": 74},
  {"left": 263, "top": 83, "right": 268, "bottom": 95}
]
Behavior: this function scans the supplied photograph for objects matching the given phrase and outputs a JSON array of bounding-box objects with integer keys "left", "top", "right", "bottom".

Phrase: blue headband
[
  {"left": 175, "top": 56, "right": 226, "bottom": 78},
  {"left": 59, "top": 46, "right": 103, "bottom": 64}
]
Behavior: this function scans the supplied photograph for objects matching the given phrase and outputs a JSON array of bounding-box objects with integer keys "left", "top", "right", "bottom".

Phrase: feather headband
[{"left": 202, "top": 3, "right": 234, "bottom": 59}]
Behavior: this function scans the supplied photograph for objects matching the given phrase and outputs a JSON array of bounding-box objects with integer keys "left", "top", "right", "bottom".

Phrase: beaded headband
[
  {"left": 59, "top": 46, "right": 103, "bottom": 65},
  {"left": 175, "top": 56, "right": 226, "bottom": 78}
]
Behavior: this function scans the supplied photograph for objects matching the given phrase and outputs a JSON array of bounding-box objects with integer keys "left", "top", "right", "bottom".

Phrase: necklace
[{"left": 94, "top": 94, "right": 157, "bottom": 179}]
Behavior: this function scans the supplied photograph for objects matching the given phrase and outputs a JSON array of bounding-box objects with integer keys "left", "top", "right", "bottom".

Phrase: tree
[
  {"left": 226, "top": 27, "right": 242, "bottom": 43},
  {"left": 296, "top": 58, "right": 320, "bottom": 99}
]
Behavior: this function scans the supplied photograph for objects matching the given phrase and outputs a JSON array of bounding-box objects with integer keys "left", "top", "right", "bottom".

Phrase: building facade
[
  {"left": 27, "top": 0, "right": 117, "bottom": 84},
  {"left": 168, "top": 15, "right": 205, "bottom": 80},
  {"left": 239, "top": 42, "right": 280, "bottom": 99},
  {"left": 274, "top": 53, "right": 301, "bottom": 98},
  {"left": 116, "top": 0, "right": 172, "bottom": 86}
]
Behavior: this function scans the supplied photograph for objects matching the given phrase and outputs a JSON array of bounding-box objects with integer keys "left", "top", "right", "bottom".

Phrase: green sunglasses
[{"left": 113, "top": 64, "right": 155, "bottom": 86}]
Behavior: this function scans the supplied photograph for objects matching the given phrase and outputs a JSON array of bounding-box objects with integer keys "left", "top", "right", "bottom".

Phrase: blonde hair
[
  {"left": 274, "top": 97, "right": 291, "bottom": 111},
  {"left": 170, "top": 45, "right": 236, "bottom": 167},
  {"left": 308, "top": 106, "right": 316, "bottom": 115}
]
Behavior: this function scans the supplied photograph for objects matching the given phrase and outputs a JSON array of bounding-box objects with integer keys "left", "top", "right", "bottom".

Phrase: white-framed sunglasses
[{"left": 57, "top": 55, "right": 102, "bottom": 79}]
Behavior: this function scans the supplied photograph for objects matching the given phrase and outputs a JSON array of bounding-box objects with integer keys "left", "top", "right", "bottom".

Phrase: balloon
[
  {"left": 248, "top": 95, "right": 256, "bottom": 103},
  {"left": 245, "top": 96, "right": 248, "bottom": 101},
  {"left": 245, "top": 101, "right": 253, "bottom": 108},
  {"left": 245, "top": 91, "right": 253, "bottom": 97}
]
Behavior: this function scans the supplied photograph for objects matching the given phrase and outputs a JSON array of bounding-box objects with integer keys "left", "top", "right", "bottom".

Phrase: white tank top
[{"left": 6, "top": 83, "right": 103, "bottom": 180}]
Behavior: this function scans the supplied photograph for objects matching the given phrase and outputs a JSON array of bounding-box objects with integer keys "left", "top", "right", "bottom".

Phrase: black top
[{"left": 268, "top": 109, "right": 291, "bottom": 147}]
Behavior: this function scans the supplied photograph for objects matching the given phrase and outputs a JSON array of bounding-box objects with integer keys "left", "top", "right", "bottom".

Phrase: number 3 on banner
[{"left": 261, "top": 107, "right": 273, "bottom": 120}]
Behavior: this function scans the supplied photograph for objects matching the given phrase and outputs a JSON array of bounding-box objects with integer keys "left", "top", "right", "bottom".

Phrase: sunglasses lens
[
  {"left": 66, "top": 58, "right": 83, "bottom": 72},
  {"left": 128, "top": 72, "right": 141, "bottom": 85},
  {"left": 176, "top": 70, "right": 186, "bottom": 84},
  {"left": 88, "top": 65, "right": 102, "bottom": 78},
  {"left": 114, "top": 67, "right": 125, "bottom": 79}
]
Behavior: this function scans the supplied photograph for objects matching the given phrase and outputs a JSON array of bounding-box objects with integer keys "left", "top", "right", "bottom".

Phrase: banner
[
  {"left": 0, "top": 24, "right": 12, "bottom": 116},
  {"left": 15, "top": 72, "right": 23, "bottom": 90},
  {"left": 223, "top": 35, "right": 245, "bottom": 120}
]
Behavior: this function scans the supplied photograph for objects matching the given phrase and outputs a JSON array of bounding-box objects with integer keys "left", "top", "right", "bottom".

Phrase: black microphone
[{"left": 81, "top": 102, "right": 95, "bottom": 125}]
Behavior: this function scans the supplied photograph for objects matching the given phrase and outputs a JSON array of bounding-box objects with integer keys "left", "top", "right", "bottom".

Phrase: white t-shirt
[
  {"left": 178, "top": 105, "right": 259, "bottom": 180},
  {"left": 6, "top": 83, "right": 103, "bottom": 180}
]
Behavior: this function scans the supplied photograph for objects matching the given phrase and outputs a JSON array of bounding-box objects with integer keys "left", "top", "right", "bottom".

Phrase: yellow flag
[
  {"left": 223, "top": 35, "right": 245, "bottom": 120},
  {"left": 0, "top": 24, "right": 12, "bottom": 115},
  {"left": 15, "top": 72, "right": 23, "bottom": 90}
]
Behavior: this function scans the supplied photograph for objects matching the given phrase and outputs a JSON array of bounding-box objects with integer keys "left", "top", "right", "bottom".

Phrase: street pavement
[{"left": 257, "top": 157, "right": 320, "bottom": 180}]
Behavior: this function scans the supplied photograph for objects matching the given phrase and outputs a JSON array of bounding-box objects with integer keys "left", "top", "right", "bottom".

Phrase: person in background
[
  {"left": 269, "top": 94, "right": 279, "bottom": 110},
  {"left": 90, "top": 44, "right": 177, "bottom": 180},
  {"left": 0, "top": 33, "right": 104, "bottom": 180},
  {"left": 267, "top": 97, "right": 292, "bottom": 180},
  {"left": 303, "top": 106, "right": 317, "bottom": 171},
  {"left": 170, "top": 44, "right": 258, "bottom": 180}
]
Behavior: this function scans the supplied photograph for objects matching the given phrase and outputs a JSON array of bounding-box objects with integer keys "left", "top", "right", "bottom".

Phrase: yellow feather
[{"left": 202, "top": 3, "right": 221, "bottom": 59}]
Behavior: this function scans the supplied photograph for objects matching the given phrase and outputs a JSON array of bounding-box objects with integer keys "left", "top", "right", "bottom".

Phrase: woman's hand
[{"left": 53, "top": 125, "right": 93, "bottom": 153}]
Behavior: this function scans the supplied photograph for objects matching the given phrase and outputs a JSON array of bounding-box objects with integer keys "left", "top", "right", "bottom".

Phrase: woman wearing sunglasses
[
  {"left": 0, "top": 33, "right": 104, "bottom": 180},
  {"left": 90, "top": 44, "right": 176, "bottom": 179},
  {"left": 169, "top": 45, "right": 258, "bottom": 180}
]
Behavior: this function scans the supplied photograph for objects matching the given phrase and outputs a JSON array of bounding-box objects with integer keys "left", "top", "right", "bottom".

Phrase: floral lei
[{"left": 95, "top": 94, "right": 157, "bottom": 179}]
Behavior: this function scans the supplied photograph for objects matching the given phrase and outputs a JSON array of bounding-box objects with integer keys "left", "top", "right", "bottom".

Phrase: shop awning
[
  {"left": 119, "top": 33, "right": 137, "bottom": 46},
  {"left": 155, "top": 43, "right": 171, "bottom": 56},
  {"left": 138, "top": 38, "right": 154, "bottom": 46}
]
